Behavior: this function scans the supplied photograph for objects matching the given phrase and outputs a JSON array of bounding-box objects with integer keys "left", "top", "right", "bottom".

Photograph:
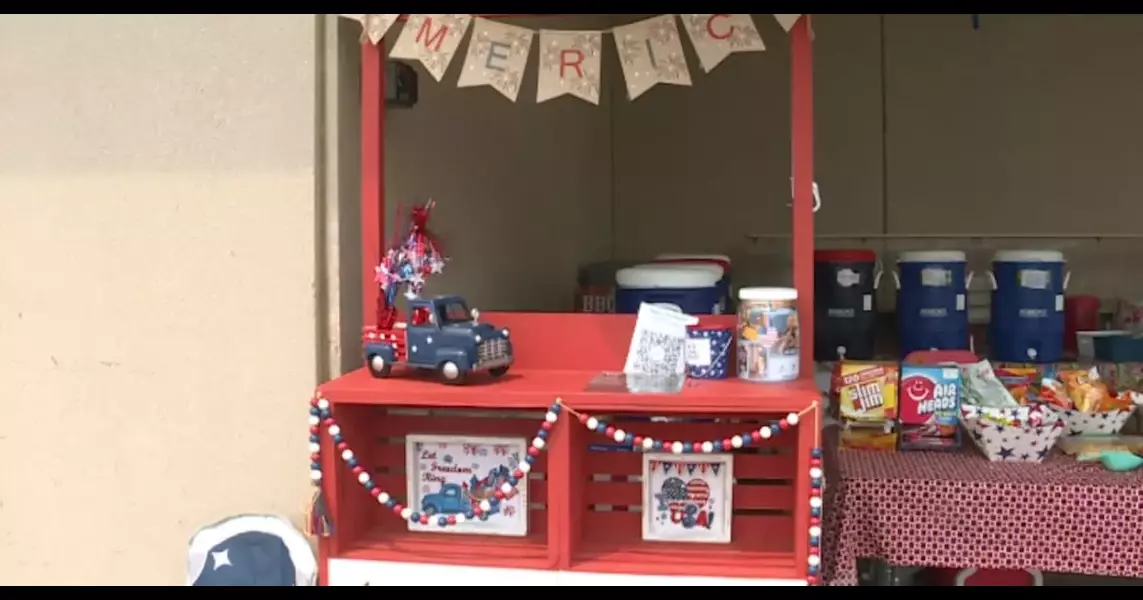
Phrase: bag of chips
[
  {"left": 994, "top": 367, "right": 1040, "bottom": 404},
  {"left": 1059, "top": 367, "right": 1112, "bottom": 413}
]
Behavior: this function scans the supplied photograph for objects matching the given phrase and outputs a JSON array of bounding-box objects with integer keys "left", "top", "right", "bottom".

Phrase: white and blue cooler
[
  {"left": 654, "top": 253, "right": 733, "bottom": 313},
  {"left": 895, "top": 251, "right": 972, "bottom": 356},
  {"left": 989, "top": 250, "right": 1068, "bottom": 363},
  {"left": 615, "top": 264, "right": 724, "bottom": 315}
]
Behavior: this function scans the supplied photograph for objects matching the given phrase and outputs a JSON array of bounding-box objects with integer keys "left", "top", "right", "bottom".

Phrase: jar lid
[{"left": 738, "top": 287, "right": 798, "bottom": 302}]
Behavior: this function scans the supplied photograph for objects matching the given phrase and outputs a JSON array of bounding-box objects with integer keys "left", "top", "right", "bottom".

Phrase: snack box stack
[
  {"left": 898, "top": 365, "right": 962, "bottom": 451},
  {"left": 832, "top": 362, "right": 899, "bottom": 451}
]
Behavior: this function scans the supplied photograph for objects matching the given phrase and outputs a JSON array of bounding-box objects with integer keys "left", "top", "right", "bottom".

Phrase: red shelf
[
  {"left": 319, "top": 316, "right": 818, "bottom": 584},
  {"left": 321, "top": 367, "right": 821, "bottom": 413},
  {"left": 570, "top": 540, "right": 796, "bottom": 579},
  {"left": 339, "top": 529, "right": 554, "bottom": 570}
]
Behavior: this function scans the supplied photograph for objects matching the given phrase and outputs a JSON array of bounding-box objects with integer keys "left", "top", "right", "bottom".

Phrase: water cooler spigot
[
  {"left": 837, "top": 346, "right": 847, "bottom": 361},
  {"left": 1027, "top": 348, "right": 1038, "bottom": 360}
]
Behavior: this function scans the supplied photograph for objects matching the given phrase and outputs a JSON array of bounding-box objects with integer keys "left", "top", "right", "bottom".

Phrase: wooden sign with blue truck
[{"left": 362, "top": 295, "right": 514, "bottom": 385}]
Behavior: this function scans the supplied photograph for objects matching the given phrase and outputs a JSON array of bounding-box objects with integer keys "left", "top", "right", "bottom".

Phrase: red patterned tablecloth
[{"left": 823, "top": 446, "right": 1143, "bottom": 586}]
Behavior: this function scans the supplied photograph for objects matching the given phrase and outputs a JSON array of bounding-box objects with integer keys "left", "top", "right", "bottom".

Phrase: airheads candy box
[{"left": 898, "top": 365, "right": 962, "bottom": 451}]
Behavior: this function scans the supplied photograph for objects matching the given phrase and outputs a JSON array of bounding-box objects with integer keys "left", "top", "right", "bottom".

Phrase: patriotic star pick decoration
[{"left": 375, "top": 199, "right": 447, "bottom": 305}]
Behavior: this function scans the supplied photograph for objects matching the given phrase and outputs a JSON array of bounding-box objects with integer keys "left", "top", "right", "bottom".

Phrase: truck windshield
[{"left": 437, "top": 302, "right": 471, "bottom": 324}]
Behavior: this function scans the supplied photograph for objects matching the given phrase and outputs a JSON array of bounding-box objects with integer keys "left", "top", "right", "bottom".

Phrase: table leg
[{"left": 857, "top": 559, "right": 922, "bottom": 586}]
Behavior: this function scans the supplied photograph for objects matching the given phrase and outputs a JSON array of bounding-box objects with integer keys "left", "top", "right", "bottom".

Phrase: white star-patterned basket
[
  {"left": 960, "top": 406, "right": 1066, "bottom": 463},
  {"left": 1059, "top": 407, "right": 1136, "bottom": 436}
]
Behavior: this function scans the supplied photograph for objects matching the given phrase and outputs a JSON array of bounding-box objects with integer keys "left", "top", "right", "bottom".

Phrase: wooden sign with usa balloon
[{"left": 642, "top": 454, "right": 733, "bottom": 543}]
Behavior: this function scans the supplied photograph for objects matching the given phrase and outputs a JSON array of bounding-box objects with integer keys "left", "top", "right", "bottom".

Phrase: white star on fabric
[{"left": 211, "top": 549, "right": 232, "bottom": 570}]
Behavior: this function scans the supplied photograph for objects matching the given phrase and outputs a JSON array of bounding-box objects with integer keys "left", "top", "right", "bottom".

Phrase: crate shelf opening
[
  {"left": 565, "top": 412, "right": 801, "bottom": 580},
  {"left": 326, "top": 406, "right": 557, "bottom": 569}
]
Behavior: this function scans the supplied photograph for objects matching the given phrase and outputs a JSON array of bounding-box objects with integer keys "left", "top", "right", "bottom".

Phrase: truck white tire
[
  {"left": 439, "top": 361, "right": 465, "bottom": 385},
  {"left": 368, "top": 355, "right": 392, "bottom": 378}
]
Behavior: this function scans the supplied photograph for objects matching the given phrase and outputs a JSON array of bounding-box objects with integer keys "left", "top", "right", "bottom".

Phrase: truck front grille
[{"left": 478, "top": 339, "right": 509, "bottom": 363}]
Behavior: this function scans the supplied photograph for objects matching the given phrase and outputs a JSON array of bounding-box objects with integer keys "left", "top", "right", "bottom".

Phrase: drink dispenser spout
[
  {"left": 836, "top": 346, "right": 847, "bottom": 361},
  {"left": 1027, "top": 347, "right": 1038, "bottom": 361}
]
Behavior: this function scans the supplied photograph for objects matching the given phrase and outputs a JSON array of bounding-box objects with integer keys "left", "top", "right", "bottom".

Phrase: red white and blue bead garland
[
  {"left": 306, "top": 395, "right": 562, "bottom": 533},
  {"left": 566, "top": 405, "right": 814, "bottom": 454},
  {"left": 807, "top": 446, "right": 824, "bottom": 586}
]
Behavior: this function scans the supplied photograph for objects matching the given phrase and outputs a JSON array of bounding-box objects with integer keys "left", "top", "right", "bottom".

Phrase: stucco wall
[{"left": 0, "top": 15, "right": 318, "bottom": 585}]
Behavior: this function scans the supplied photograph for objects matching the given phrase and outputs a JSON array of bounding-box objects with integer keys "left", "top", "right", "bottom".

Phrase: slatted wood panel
[{"left": 574, "top": 414, "right": 797, "bottom": 558}]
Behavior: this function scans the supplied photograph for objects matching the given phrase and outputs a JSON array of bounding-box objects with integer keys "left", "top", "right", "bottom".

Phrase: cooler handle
[
  {"left": 873, "top": 259, "right": 884, "bottom": 290},
  {"left": 1064, "top": 271, "right": 1072, "bottom": 291},
  {"left": 986, "top": 271, "right": 997, "bottom": 291},
  {"left": 892, "top": 270, "right": 900, "bottom": 290},
  {"left": 788, "top": 178, "right": 823, "bottom": 213}
]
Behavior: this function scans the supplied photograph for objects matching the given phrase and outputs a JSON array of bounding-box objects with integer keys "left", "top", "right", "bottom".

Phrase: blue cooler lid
[
  {"left": 616, "top": 264, "right": 722, "bottom": 289},
  {"left": 897, "top": 250, "right": 966, "bottom": 264},
  {"left": 654, "top": 254, "right": 732, "bottom": 275},
  {"left": 993, "top": 250, "right": 1065, "bottom": 263}
]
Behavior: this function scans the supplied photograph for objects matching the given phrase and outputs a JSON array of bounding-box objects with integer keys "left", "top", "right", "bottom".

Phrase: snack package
[
  {"left": 1059, "top": 367, "right": 1113, "bottom": 413},
  {"left": 832, "top": 362, "right": 899, "bottom": 423},
  {"left": 1038, "top": 378, "right": 1072, "bottom": 410},
  {"left": 966, "top": 404, "right": 1050, "bottom": 428},
  {"left": 994, "top": 366, "right": 1040, "bottom": 404},
  {"left": 898, "top": 365, "right": 962, "bottom": 451},
  {"left": 1101, "top": 390, "right": 1143, "bottom": 412},
  {"left": 839, "top": 421, "right": 898, "bottom": 452},
  {"left": 960, "top": 360, "right": 1020, "bottom": 408}
]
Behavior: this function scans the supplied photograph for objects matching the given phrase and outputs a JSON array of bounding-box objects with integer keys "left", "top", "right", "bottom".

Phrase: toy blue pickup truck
[
  {"left": 362, "top": 295, "right": 514, "bottom": 385},
  {"left": 420, "top": 483, "right": 470, "bottom": 516}
]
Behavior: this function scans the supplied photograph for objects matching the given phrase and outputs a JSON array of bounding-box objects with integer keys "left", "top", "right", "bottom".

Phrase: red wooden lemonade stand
[{"left": 309, "top": 14, "right": 822, "bottom": 586}]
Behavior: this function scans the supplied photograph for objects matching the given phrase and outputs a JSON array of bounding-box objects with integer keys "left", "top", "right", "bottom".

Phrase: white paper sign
[
  {"left": 390, "top": 14, "right": 473, "bottom": 82},
  {"left": 457, "top": 18, "right": 535, "bottom": 102},
  {"left": 680, "top": 14, "right": 765, "bottom": 73},
  {"left": 686, "top": 337, "right": 713, "bottom": 367},
  {"left": 624, "top": 303, "right": 699, "bottom": 376},
  {"left": 536, "top": 30, "right": 603, "bottom": 105},
  {"left": 613, "top": 15, "right": 692, "bottom": 100}
]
